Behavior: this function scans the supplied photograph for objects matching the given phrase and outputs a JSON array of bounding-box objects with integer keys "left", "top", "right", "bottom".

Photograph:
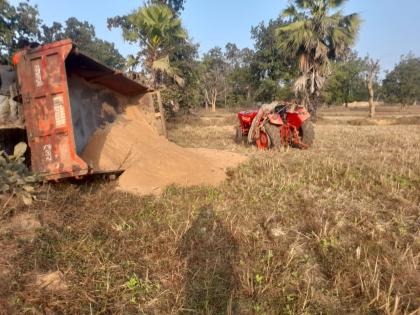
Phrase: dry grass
[{"left": 0, "top": 107, "right": 419, "bottom": 314}]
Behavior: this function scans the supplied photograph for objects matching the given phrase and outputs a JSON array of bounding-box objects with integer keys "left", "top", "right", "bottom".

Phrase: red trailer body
[{"left": 13, "top": 39, "right": 150, "bottom": 180}]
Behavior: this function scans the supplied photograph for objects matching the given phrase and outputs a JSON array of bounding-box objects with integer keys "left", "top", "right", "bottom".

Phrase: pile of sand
[{"left": 81, "top": 106, "right": 246, "bottom": 195}]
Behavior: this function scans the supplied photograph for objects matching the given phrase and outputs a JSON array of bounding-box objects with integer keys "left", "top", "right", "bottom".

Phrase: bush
[{"left": 0, "top": 142, "right": 38, "bottom": 205}]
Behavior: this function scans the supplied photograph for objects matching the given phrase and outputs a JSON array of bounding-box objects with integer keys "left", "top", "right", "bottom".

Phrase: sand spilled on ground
[{"left": 81, "top": 106, "right": 246, "bottom": 195}]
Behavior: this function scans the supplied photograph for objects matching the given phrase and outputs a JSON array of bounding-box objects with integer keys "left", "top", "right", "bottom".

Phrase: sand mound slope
[{"left": 81, "top": 106, "right": 246, "bottom": 195}]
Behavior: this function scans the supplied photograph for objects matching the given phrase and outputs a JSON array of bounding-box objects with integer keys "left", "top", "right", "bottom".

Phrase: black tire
[
  {"left": 300, "top": 120, "right": 315, "bottom": 147},
  {"left": 264, "top": 123, "right": 281, "bottom": 148}
]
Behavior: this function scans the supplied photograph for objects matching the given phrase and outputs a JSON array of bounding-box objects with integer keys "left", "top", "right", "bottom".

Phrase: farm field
[{"left": 1, "top": 106, "right": 419, "bottom": 314}]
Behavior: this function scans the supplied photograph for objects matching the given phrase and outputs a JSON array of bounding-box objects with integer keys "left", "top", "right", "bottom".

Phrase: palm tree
[
  {"left": 108, "top": 4, "right": 187, "bottom": 88},
  {"left": 277, "top": 0, "right": 361, "bottom": 115},
  {"left": 108, "top": 4, "right": 187, "bottom": 137}
]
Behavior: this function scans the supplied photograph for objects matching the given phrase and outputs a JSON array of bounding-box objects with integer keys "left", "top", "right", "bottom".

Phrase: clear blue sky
[{"left": 10, "top": 0, "right": 420, "bottom": 72}]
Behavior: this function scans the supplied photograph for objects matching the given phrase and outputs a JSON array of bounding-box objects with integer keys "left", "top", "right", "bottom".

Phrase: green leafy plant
[
  {"left": 123, "top": 274, "right": 160, "bottom": 304},
  {"left": 255, "top": 273, "right": 264, "bottom": 285},
  {"left": 0, "top": 142, "right": 38, "bottom": 205}
]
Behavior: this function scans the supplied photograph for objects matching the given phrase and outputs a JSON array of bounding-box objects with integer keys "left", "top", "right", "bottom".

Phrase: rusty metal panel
[
  {"left": 14, "top": 39, "right": 151, "bottom": 180},
  {"left": 15, "top": 40, "right": 89, "bottom": 179},
  {"left": 65, "top": 52, "right": 150, "bottom": 96}
]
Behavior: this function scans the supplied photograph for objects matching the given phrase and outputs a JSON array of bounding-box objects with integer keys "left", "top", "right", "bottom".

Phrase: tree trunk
[
  {"left": 308, "top": 93, "right": 318, "bottom": 122},
  {"left": 366, "top": 59, "right": 380, "bottom": 118},
  {"left": 368, "top": 81, "right": 375, "bottom": 118},
  {"left": 156, "top": 91, "right": 168, "bottom": 138},
  {"left": 211, "top": 90, "right": 217, "bottom": 113},
  {"left": 224, "top": 84, "right": 227, "bottom": 108},
  {"left": 204, "top": 90, "right": 210, "bottom": 111}
]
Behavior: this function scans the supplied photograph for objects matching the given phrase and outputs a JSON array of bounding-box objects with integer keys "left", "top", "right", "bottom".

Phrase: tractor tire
[
  {"left": 264, "top": 123, "right": 281, "bottom": 148},
  {"left": 256, "top": 129, "right": 271, "bottom": 149},
  {"left": 300, "top": 120, "right": 315, "bottom": 147}
]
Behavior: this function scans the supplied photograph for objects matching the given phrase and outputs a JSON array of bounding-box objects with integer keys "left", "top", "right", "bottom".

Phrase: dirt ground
[
  {"left": 318, "top": 104, "right": 420, "bottom": 122},
  {"left": 0, "top": 104, "right": 419, "bottom": 314}
]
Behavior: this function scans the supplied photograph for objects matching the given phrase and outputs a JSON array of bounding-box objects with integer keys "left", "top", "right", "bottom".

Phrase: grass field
[{"left": 1, "top": 105, "right": 419, "bottom": 314}]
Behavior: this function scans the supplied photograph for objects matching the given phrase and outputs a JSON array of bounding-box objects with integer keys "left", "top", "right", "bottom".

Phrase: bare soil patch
[
  {"left": 0, "top": 213, "right": 41, "bottom": 275},
  {"left": 0, "top": 212, "right": 41, "bottom": 240},
  {"left": 34, "top": 271, "right": 68, "bottom": 292},
  {"left": 348, "top": 116, "right": 420, "bottom": 126}
]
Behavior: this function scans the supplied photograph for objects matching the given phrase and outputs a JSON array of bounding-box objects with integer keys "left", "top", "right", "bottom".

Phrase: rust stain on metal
[{"left": 14, "top": 39, "right": 150, "bottom": 180}]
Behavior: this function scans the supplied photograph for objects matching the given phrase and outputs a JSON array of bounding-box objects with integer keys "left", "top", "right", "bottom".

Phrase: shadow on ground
[{"left": 178, "top": 207, "right": 239, "bottom": 314}]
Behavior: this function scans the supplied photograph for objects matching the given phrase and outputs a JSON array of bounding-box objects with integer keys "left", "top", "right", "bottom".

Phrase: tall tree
[
  {"left": 0, "top": 0, "right": 40, "bottom": 62},
  {"left": 382, "top": 54, "right": 420, "bottom": 108},
  {"left": 202, "top": 47, "right": 227, "bottom": 112},
  {"left": 226, "top": 47, "right": 255, "bottom": 105},
  {"left": 365, "top": 58, "right": 380, "bottom": 118},
  {"left": 108, "top": 4, "right": 187, "bottom": 88},
  {"left": 323, "top": 51, "right": 367, "bottom": 106},
  {"left": 250, "top": 18, "right": 296, "bottom": 102},
  {"left": 162, "top": 40, "right": 202, "bottom": 113},
  {"left": 39, "top": 22, "right": 64, "bottom": 43},
  {"left": 277, "top": 0, "right": 361, "bottom": 115}
]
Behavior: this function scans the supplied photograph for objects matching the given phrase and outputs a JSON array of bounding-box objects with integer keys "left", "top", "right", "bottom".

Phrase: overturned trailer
[{"left": 1, "top": 39, "right": 159, "bottom": 180}]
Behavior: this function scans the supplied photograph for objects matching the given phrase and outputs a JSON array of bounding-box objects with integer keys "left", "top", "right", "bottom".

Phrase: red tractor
[{"left": 235, "top": 102, "right": 314, "bottom": 149}]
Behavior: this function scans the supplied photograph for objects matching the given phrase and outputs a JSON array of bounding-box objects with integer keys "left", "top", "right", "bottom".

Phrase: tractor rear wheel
[
  {"left": 299, "top": 120, "right": 315, "bottom": 147},
  {"left": 255, "top": 130, "right": 270, "bottom": 149},
  {"left": 264, "top": 123, "right": 281, "bottom": 148}
]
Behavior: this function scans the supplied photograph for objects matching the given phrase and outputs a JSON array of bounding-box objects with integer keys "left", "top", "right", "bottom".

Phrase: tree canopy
[
  {"left": 383, "top": 54, "right": 420, "bottom": 106},
  {"left": 0, "top": 1, "right": 40, "bottom": 61},
  {"left": 148, "top": 0, "right": 186, "bottom": 15},
  {"left": 323, "top": 52, "right": 367, "bottom": 106},
  {"left": 108, "top": 4, "right": 187, "bottom": 87},
  {"left": 250, "top": 18, "right": 296, "bottom": 102},
  {"left": 40, "top": 17, "right": 126, "bottom": 69},
  {"left": 277, "top": 0, "right": 361, "bottom": 113}
]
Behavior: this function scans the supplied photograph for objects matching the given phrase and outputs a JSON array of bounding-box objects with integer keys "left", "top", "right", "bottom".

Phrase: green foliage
[
  {"left": 108, "top": 4, "right": 187, "bottom": 87},
  {"left": 200, "top": 44, "right": 256, "bottom": 110},
  {"left": 162, "top": 40, "right": 202, "bottom": 112},
  {"left": 250, "top": 18, "right": 296, "bottom": 102},
  {"left": 201, "top": 47, "right": 227, "bottom": 110},
  {"left": 123, "top": 274, "right": 160, "bottom": 304},
  {"left": 323, "top": 52, "right": 368, "bottom": 105},
  {"left": 383, "top": 54, "right": 420, "bottom": 105},
  {"left": 0, "top": 142, "right": 38, "bottom": 205},
  {"left": 0, "top": 0, "right": 41, "bottom": 62},
  {"left": 148, "top": 0, "right": 186, "bottom": 15},
  {"left": 277, "top": 0, "right": 361, "bottom": 109},
  {"left": 0, "top": 2, "right": 124, "bottom": 69},
  {"left": 40, "top": 17, "right": 125, "bottom": 69}
]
